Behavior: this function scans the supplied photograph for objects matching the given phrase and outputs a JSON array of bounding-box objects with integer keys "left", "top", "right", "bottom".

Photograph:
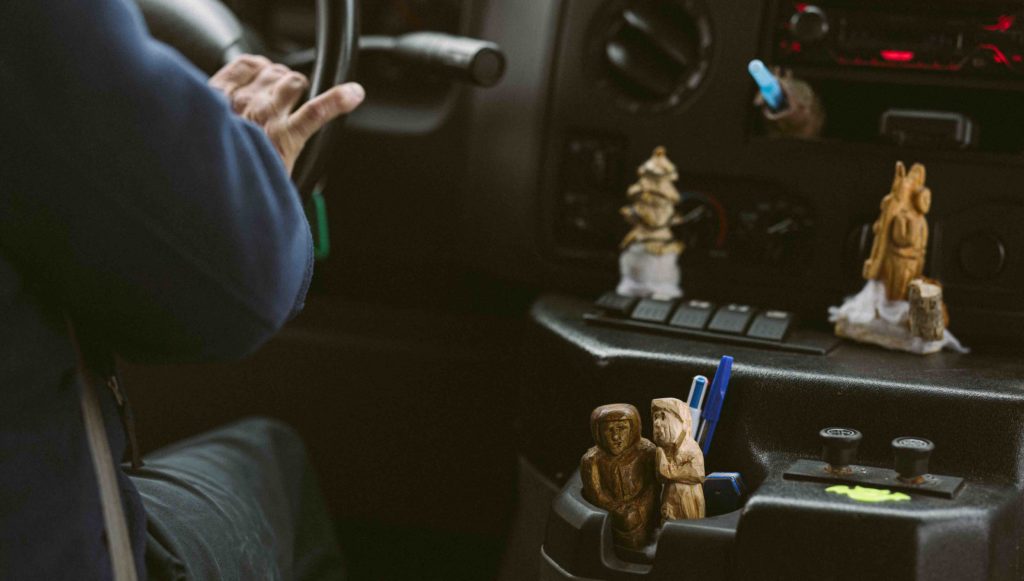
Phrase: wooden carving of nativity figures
[{"left": 580, "top": 400, "right": 706, "bottom": 552}]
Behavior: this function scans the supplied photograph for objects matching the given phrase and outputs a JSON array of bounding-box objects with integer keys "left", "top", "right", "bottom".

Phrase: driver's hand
[{"left": 209, "top": 55, "right": 365, "bottom": 173}]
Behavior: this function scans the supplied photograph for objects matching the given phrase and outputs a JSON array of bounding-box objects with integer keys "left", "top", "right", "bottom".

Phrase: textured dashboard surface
[{"left": 521, "top": 294, "right": 1024, "bottom": 486}]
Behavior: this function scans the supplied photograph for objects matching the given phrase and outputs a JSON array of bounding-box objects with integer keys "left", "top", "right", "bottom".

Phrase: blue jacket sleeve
[{"left": 0, "top": 0, "right": 314, "bottom": 362}]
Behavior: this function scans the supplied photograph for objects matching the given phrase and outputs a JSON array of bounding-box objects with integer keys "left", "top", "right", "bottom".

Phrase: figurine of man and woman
[{"left": 579, "top": 400, "right": 705, "bottom": 550}]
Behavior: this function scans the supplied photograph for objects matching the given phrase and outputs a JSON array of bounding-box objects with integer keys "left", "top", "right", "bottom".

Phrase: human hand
[{"left": 209, "top": 55, "right": 365, "bottom": 173}]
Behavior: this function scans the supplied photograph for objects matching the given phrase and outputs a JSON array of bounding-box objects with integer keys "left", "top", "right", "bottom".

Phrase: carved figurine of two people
[{"left": 580, "top": 400, "right": 705, "bottom": 550}]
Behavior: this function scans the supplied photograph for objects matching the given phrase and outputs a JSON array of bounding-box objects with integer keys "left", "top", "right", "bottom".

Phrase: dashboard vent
[{"left": 594, "top": 0, "right": 713, "bottom": 112}]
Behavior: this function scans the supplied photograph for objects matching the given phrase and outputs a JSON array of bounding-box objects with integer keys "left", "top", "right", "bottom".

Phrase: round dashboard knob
[
  {"left": 790, "top": 6, "right": 830, "bottom": 44},
  {"left": 959, "top": 232, "right": 1006, "bottom": 280},
  {"left": 892, "top": 437, "right": 934, "bottom": 482},
  {"left": 820, "top": 427, "right": 861, "bottom": 470}
]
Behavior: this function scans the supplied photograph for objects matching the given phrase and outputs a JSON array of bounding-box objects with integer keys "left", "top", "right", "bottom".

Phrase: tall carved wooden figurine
[
  {"left": 651, "top": 398, "right": 705, "bottom": 523},
  {"left": 863, "top": 162, "right": 930, "bottom": 301},
  {"left": 830, "top": 162, "right": 966, "bottom": 354},
  {"left": 580, "top": 404, "right": 658, "bottom": 549},
  {"left": 616, "top": 147, "right": 684, "bottom": 300}
]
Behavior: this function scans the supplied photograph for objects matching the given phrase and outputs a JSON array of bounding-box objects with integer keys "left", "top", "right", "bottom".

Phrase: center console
[{"left": 508, "top": 295, "right": 1024, "bottom": 581}]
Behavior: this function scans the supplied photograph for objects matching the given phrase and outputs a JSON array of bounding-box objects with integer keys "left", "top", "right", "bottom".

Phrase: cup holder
[{"left": 541, "top": 470, "right": 742, "bottom": 580}]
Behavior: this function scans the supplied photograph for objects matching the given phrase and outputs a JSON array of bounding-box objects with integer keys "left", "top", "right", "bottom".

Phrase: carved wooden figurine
[
  {"left": 580, "top": 404, "right": 658, "bottom": 549},
  {"left": 616, "top": 147, "right": 684, "bottom": 300},
  {"left": 863, "top": 162, "right": 930, "bottom": 301},
  {"left": 651, "top": 398, "right": 705, "bottom": 523},
  {"left": 620, "top": 147, "right": 683, "bottom": 256},
  {"left": 829, "top": 161, "right": 967, "bottom": 354}
]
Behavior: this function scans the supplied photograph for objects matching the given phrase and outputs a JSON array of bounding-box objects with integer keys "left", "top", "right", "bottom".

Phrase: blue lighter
[{"left": 748, "top": 59, "right": 788, "bottom": 112}]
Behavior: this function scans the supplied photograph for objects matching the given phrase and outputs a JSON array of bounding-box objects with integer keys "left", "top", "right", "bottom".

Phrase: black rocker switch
[
  {"left": 820, "top": 427, "right": 862, "bottom": 474},
  {"left": 707, "top": 304, "right": 755, "bottom": 334},
  {"left": 594, "top": 292, "right": 638, "bottom": 317},
  {"left": 747, "top": 310, "right": 794, "bottom": 341},
  {"left": 669, "top": 300, "right": 716, "bottom": 330},
  {"left": 631, "top": 298, "right": 676, "bottom": 323},
  {"left": 892, "top": 437, "right": 935, "bottom": 484}
]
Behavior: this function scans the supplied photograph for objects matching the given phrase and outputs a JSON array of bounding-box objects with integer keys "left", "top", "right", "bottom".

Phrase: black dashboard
[{"left": 461, "top": 0, "right": 1024, "bottom": 347}]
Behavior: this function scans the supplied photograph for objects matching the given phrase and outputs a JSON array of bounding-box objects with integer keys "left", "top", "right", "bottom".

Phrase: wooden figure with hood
[
  {"left": 651, "top": 397, "right": 706, "bottom": 522},
  {"left": 580, "top": 403, "right": 659, "bottom": 549}
]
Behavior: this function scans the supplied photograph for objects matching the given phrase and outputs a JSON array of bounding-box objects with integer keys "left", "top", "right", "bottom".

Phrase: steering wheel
[{"left": 135, "top": 0, "right": 359, "bottom": 200}]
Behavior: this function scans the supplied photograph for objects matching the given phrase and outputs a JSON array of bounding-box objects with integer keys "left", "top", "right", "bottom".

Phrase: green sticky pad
[{"left": 826, "top": 485, "right": 911, "bottom": 503}]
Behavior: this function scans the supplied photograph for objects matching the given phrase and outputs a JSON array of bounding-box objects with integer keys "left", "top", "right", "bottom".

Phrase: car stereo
[{"left": 769, "top": 0, "right": 1024, "bottom": 79}]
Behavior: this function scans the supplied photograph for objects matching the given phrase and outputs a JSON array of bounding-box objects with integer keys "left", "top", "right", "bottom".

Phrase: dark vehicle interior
[{"left": 125, "top": 0, "right": 1024, "bottom": 579}]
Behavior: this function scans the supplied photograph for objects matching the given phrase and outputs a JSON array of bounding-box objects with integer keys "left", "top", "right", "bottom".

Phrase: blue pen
[
  {"left": 699, "top": 355, "right": 734, "bottom": 456},
  {"left": 748, "top": 59, "right": 788, "bottom": 112},
  {"left": 686, "top": 375, "right": 708, "bottom": 432}
]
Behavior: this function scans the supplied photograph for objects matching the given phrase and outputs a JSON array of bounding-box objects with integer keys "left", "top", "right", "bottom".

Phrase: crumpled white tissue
[{"left": 829, "top": 280, "right": 968, "bottom": 354}]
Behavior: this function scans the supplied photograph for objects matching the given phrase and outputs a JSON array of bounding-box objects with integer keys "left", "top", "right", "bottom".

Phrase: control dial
[
  {"left": 959, "top": 232, "right": 1007, "bottom": 280},
  {"left": 820, "top": 427, "right": 862, "bottom": 472},
  {"left": 892, "top": 437, "right": 934, "bottom": 483},
  {"left": 789, "top": 5, "right": 830, "bottom": 44}
]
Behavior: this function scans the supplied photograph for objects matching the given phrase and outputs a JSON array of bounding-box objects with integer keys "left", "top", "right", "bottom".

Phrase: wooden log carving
[{"left": 908, "top": 278, "right": 945, "bottom": 341}]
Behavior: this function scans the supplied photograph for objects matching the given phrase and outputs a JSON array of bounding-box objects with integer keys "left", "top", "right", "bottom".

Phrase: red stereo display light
[
  {"left": 880, "top": 50, "right": 915, "bottom": 62},
  {"left": 983, "top": 15, "right": 1015, "bottom": 32},
  {"left": 979, "top": 43, "right": 1011, "bottom": 65}
]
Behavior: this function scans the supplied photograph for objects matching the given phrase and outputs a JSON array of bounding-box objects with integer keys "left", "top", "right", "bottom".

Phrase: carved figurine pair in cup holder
[{"left": 579, "top": 400, "right": 705, "bottom": 552}]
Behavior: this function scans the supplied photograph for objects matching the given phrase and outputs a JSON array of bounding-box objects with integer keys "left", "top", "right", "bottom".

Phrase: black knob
[
  {"left": 790, "top": 6, "right": 830, "bottom": 44},
  {"left": 959, "top": 232, "right": 1006, "bottom": 280},
  {"left": 820, "top": 427, "right": 862, "bottom": 470},
  {"left": 892, "top": 437, "right": 934, "bottom": 481},
  {"left": 392, "top": 33, "right": 506, "bottom": 88}
]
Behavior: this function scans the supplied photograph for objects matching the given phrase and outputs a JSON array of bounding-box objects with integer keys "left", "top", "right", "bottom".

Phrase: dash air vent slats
[
  {"left": 621, "top": 5, "right": 696, "bottom": 71},
  {"left": 593, "top": 0, "right": 713, "bottom": 113}
]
